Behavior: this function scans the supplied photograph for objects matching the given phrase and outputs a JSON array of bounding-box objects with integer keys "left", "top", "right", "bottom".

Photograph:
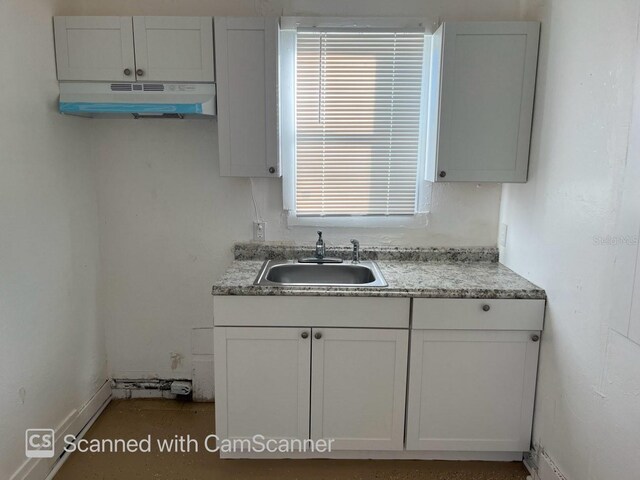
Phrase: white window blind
[{"left": 295, "top": 29, "right": 426, "bottom": 216}]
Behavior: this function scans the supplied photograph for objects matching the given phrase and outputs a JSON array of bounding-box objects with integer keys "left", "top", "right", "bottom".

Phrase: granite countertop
[{"left": 212, "top": 244, "right": 546, "bottom": 300}]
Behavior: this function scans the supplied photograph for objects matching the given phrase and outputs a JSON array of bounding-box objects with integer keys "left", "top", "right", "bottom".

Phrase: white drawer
[
  {"left": 214, "top": 296, "right": 410, "bottom": 328},
  {"left": 412, "top": 298, "right": 545, "bottom": 330}
]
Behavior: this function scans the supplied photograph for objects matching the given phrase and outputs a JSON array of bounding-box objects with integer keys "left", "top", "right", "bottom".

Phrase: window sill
[{"left": 285, "top": 212, "right": 429, "bottom": 229}]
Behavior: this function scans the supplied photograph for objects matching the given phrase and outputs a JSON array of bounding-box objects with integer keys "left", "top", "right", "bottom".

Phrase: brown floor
[{"left": 55, "top": 399, "right": 529, "bottom": 480}]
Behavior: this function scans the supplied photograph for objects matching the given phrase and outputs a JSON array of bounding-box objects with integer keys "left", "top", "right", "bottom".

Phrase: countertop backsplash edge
[{"left": 234, "top": 242, "right": 499, "bottom": 263}]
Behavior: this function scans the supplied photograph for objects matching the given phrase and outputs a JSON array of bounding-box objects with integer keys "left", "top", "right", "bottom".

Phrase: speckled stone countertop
[
  {"left": 233, "top": 242, "right": 499, "bottom": 263},
  {"left": 212, "top": 244, "right": 546, "bottom": 300}
]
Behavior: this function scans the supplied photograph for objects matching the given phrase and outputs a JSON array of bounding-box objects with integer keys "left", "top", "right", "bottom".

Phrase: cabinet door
[
  {"left": 310, "top": 328, "right": 408, "bottom": 450},
  {"left": 54, "top": 17, "right": 135, "bottom": 81},
  {"left": 214, "top": 327, "right": 310, "bottom": 440},
  {"left": 427, "top": 22, "right": 539, "bottom": 182},
  {"left": 215, "top": 17, "right": 279, "bottom": 177},
  {"left": 406, "top": 330, "right": 540, "bottom": 451},
  {"left": 132, "top": 17, "right": 214, "bottom": 82}
]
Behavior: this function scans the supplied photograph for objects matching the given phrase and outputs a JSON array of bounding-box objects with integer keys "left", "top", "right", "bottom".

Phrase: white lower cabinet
[
  {"left": 213, "top": 325, "right": 408, "bottom": 451},
  {"left": 310, "top": 328, "right": 408, "bottom": 450},
  {"left": 212, "top": 296, "right": 544, "bottom": 458},
  {"left": 406, "top": 329, "right": 540, "bottom": 452},
  {"left": 214, "top": 327, "right": 310, "bottom": 440}
]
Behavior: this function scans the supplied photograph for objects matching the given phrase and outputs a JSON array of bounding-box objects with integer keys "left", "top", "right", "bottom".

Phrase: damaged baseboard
[
  {"left": 111, "top": 378, "right": 191, "bottom": 400},
  {"left": 524, "top": 447, "right": 568, "bottom": 480}
]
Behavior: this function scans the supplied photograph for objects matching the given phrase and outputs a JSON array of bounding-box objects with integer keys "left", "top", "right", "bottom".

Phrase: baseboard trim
[
  {"left": 221, "top": 450, "right": 524, "bottom": 461},
  {"left": 10, "top": 381, "right": 111, "bottom": 480},
  {"left": 525, "top": 449, "right": 568, "bottom": 480},
  {"left": 538, "top": 452, "right": 568, "bottom": 480}
]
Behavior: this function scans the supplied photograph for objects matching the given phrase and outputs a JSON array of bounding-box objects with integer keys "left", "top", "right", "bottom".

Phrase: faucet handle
[
  {"left": 350, "top": 239, "right": 360, "bottom": 263},
  {"left": 317, "top": 231, "right": 323, "bottom": 240}
]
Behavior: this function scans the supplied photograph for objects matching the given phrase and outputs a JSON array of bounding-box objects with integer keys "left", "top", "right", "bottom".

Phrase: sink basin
[{"left": 254, "top": 260, "right": 388, "bottom": 288}]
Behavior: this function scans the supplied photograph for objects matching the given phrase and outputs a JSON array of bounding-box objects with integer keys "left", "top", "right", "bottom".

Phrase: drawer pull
[{"left": 482, "top": 304, "right": 491, "bottom": 312}]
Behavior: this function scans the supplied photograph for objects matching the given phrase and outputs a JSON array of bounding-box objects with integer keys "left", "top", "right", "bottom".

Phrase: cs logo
[{"left": 25, "top": 429, "right": 55, "bottom": 458}]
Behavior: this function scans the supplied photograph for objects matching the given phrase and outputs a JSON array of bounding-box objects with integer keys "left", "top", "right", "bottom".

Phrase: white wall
[
  {"left": 500, "top": 1, "right": 640, "bottom": 479},
  {"left": 0, "top": 0, "right": 107, "bottom": 477},
  {"left": 54, "top": 0, "right": 528, "bottom": 381}
]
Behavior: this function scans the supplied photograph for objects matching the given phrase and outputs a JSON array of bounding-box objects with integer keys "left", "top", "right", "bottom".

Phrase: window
[{"left": 281, "top": 23, "right": 430, "bottom": 225}]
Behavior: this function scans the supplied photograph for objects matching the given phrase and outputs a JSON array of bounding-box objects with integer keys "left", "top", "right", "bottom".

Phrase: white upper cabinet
[
  {"left": 54, "top": 17, "right": 135, "bottom": 81},
  {"left": 53, "top": 16, "right": 214, "bottom": 83},
  {"left": 215, "top": 17, "right": 279, "bottom": 177},
  {"left": 426, "top": 22, "right": 540, "bottom": 183},
  {"left": 132, "top": 17, "right": 214, "bottom": 82}
]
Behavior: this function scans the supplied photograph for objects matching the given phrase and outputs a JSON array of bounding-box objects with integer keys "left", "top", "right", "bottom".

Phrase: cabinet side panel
[
  {"left": 213, "top": 327, "right": 229, "bottom": 438},
  {"left": 519, "top": 337, "right": 540, "bottom": 451},
  {"left": 214, "top": 17, "right": 232, "bottom": 176},
  {"left": 53, "top": 17, "right": 70, "bottom": 80},
  {"left": 514, "top": 22, "right": 540, "bottom": 183},
  {"left": 425, "top": 24, "right": 443, "bottom": 182},
  {"left": 264, "top": 18, "right": 280, "bottom": 176}
]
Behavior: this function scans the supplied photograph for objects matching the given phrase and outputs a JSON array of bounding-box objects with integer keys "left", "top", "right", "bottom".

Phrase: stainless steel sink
[{"left": 254, "top": 260, "right": 388, "bottom": 288}]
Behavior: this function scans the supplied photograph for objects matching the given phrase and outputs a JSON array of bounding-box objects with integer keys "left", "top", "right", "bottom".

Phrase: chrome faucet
[
  {"left": 298, "top": 231, "right": 342, "bottom": 263},
  {"left": 350, "top": 239, "right": 360, "bottom": 263},
  {"left": 315, "top": 231, "right": 325, "bottom": 259}
]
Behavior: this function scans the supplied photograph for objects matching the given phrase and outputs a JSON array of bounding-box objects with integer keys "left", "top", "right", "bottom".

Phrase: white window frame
[{"left": 279, "top": 18, "right": 432, "bottom": 228}]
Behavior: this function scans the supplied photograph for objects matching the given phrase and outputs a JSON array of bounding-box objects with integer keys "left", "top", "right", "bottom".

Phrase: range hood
[{"left": 58, "top": 82, "right": 216, "bottom": 119}]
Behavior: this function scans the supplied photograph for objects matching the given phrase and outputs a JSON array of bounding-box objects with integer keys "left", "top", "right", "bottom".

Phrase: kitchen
[{"left": 2, "top": 1, "right": 640, "bottom": 479}]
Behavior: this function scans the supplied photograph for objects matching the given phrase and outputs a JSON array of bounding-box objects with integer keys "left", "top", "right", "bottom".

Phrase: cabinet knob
[
  {"left": 136, "top": 69, "right": 144, "bottom": 76},
  {"left": 268, "top": 167, "right": 276, "bottom": 174},
  {"left": 124, "top": 68, "right": 132, "bottom": 76},
  {"left": 482, "top": 304, "right": 491, "bottom": 312},
  {"left": 531, "top": 334, "right": 540, "bottom": 342},
  {"left": 301, "top": 331, "right": 309, "bottom": 339},
  {"left": 314, "top": 332, "right": 322, "bottom": 340},
  {"left": 439, "top": 171, "right": 447, "bottom": 178}
]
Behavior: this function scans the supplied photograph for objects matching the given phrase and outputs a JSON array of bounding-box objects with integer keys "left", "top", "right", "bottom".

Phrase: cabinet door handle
[
  {"left": 314, "top": 332, "right": 322, "bottom": 340},
  {"left": 301, "top": 331, "right": 309, "bottom": 339},
  {"left": 268, "top": 167, "right": 276, "bottom": 174},
  {"left": 439, "top": 171, "right": 447, "bottom": 178},
  {"left": 136, "top": 69, "right": 144, "bottom": 76},
  {"left": 531, "top": 334, "right": 540, "bottom": 342},
  {"left": 482, "top": 304, "right": 491, "bottom": 312},
  {"left": 124, "top": 68, "right": 132, "bottom": 76}
]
